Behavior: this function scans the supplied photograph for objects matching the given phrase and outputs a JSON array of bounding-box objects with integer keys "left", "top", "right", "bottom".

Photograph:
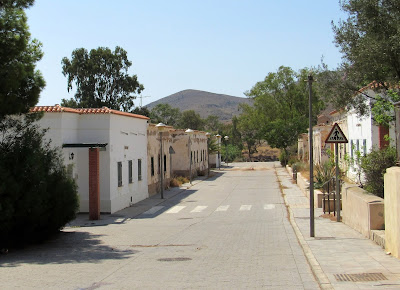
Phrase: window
[
  {"left": 201, "top": 150, "right": 203, "bottom": 161},
  {"left": 197, "top": 150, "right": 199, "bottom": 163},
  {"left": 151, "top": 157, "right": 154, "bottom": 176},
  {"left": 363, "top": 139, "right": 367, "bottom": 155},
  {"left": 356, "top": 139, "right": 360, "bottom": 152},
  {"left": 164, "top": 154, "right": 167, "bottom": 172},
  {"left": 128, "top": 160, "right": 133, "bottom": 183},
  {"left": 118, "top": 162, "right": 122, "bottom": 187},
  {"left": 138, "top": 159, "right": 142, "bottom": 181},
  {"left": 191, "top": 151, "right": 193, "bottom": 163}
]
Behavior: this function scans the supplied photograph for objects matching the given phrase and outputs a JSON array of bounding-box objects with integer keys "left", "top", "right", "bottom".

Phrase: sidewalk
[{"left": 275, "top": 166, "right": 400, "bottom": 289}]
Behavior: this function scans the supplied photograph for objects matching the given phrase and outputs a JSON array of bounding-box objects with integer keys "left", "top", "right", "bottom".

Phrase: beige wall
[
  {"left": 342, "top": 185, "right": 384, "bottom": 238},
  {"left": 384, "top": 167, "right": 400, "bottom": 258},
  {"left": 147, "top": 124, "right": 173, "bottom": 196},
  {"left": 170, "top": 129, "right": 208, "bottom": 177},
  {"left": 147, "top": 126, "right": 209, "bottom": 195}
]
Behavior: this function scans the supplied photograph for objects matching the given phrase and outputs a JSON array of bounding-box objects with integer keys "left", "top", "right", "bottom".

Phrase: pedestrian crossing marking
[
  {"left": 191, "top": 206, "right": 208, "bottom": 213},
  {"left": 239, "top": 205, "right": 252, "bottom": 211},
  {"left": 166, "top": 206, "right": 186, "bottom": 214},
  {"left": 216, "top": 205, "right": 230, "bottom": 212},
  {"left": 264, "top": 204, "right": 275, "bottom": 210},
  {"left": 143, "top": 206, "right": 164, "bottom": 215}
]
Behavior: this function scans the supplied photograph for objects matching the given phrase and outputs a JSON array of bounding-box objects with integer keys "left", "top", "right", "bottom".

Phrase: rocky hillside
[{"left": 146, "top": 89, "right": 252, "bottom": 121}]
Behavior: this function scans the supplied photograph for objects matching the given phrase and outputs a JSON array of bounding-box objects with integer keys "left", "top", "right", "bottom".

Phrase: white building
[{"left": 32, "top": 105, "right": 149, "bottom": 216}]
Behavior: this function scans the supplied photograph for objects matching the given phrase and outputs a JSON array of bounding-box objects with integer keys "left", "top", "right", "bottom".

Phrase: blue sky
[{"left": 26, "top": 0, "right": 346, "bottom": 107}]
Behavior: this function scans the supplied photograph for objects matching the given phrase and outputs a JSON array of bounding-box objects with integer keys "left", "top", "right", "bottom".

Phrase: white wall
[
  {"left": 37, "top": 111, "right": 149, "bottom": 214},
  {"left": 108, "top": 114, "right": 148, "bottom": 213}
]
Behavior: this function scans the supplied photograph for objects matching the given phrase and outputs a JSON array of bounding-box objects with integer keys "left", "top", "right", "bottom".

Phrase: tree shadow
[{"left": 0, "top": 231, "right": 137, "bottom": 267}]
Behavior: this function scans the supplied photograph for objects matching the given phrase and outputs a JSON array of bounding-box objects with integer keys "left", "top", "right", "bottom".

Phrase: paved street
[{"left": 0, "top": 162, "right": 319, "bottom": 289}]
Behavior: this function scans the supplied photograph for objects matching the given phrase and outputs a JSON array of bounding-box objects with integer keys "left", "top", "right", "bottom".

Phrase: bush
[
  {"left": 170, "top": 176, "right": 190, "bottom": 187},
  {"left": 0, "top": 115, "right": 79, "bottom": 248},
  {"left": 314, "top": 161, "right": 336, "bottom": 192},
  {"left": 361, "top": 146, "right": 397, "bottom": 198},
  {"left": 279, "top": 150, "right": 288, "bottom": 167}
]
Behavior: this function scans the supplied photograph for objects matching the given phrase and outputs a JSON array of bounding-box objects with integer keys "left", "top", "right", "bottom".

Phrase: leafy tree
[
  {"left": 237, "top": 104, "right": 262, "bottom": 159},
  {"left": 204, "top": 115, "right": 221, "bottom": 133},
  {"left": 149, "top": 103, "right": 181, "bottom": 126},
  {"left": 61, "top": 46, "right": 143, "bottom": 111},
  {"left": 0, "top": 114, "right": 79, "bottom": 248},
  {"left": 222, "top": 144, "right": 242, "bottom": 163},
  {"left": 0, "top": 0, "right": 45, "bottom": 118},
  {"left": 246, "top": 66, "right": 322, "bottom": 156},
  {"left": 333, "top": 0, "right": 400, "bottom": 86},
  {"left": 179, "top": 110, "right": 204, "bottom": 130},
  {"left": 132, "top": 106, "right": 150, "bottom": 118},
  {"left": 321, "top": 0, "right": 400, "bottom": 117}
]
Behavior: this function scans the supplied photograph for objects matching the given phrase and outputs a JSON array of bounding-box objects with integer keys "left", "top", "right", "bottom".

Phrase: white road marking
[
  {"left": 166, "top": 206, "right": 186, "bottom": 214},
  {"left": 143, "top": 206, "right": 164, "bottom": 215},
  {"left": 216, "top": 205, "right": 230, "bottom": 212},
  {"left": 240, "top": 205, "right": 252, "bottom": 211},
  {"left": 191, "top": 206, "right": 208, "bottom": 213},
  {"left": 264, "top": 204, "right": 276, "bottom": 210}
]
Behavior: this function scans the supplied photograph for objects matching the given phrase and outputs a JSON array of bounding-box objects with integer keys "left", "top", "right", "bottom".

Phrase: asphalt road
[{"left": 0, "top": 162, "right": 319, "bottom": 289}]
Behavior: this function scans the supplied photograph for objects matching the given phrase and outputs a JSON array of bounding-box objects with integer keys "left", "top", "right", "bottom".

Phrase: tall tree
[
  {"left": 237, "top": 104, "right": 262, "bottom": 159},
  {"left": 322, "top": 0, "right": 400, "bottom": 117},
  {"left": 149, "top": 103, "right": 181, "bottom": 126},
  {"left": 246, "top": 66, "right": 322, "bottom": 153},
  {"left": 179, "top": 110, "right": 204, "bottom": 130},
  {"left": 61, "top": 46, "right": 143, "bottom": 111},
  {"left": 0, "top": 0, "right": 45, "bottom": 118}
]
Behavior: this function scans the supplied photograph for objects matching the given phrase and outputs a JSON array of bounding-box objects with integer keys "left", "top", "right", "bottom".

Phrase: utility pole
[
  {"left": 307, "top": 75, "right": 315, "bottom": 238},
  {"left": 138, "top": 95, "right": 150, "bottom": 107}
]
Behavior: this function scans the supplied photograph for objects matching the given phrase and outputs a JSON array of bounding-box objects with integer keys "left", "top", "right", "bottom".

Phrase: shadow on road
[{"left": 0, "top": 231, "right": 137, "bottom": 267}]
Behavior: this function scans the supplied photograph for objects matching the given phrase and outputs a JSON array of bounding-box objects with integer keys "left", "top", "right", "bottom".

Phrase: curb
[{"left": 275, "top": 167, "right": 333, "bottom": 290}]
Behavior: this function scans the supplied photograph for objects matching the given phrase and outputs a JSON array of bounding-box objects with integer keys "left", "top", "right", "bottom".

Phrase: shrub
[
  {"left": 0, "top": 115, "right": 79, "bottom": 248},
  {"left": 279, "top": 150, "right": 288, "bottom": 167},
  {"left": 314, "top": 161, "right": 336, "bottom": 192},
  {"left": 361, "top": 146, "right": 397, "bottom": 198},
  {"left": 170, "top": 176, "right": 190, "bottom": 187}
]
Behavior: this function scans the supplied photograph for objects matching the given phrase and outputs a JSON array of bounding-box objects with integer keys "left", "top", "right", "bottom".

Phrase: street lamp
[
  {"left": 205, "top": 132, "right": 211, "bottom": 177},
  {"left": 215, "top": 134, "right": 221, "bottom": 170},
  {"left": 156, "top": 122, "right": 166, "bottom": 198},
  {"left": 224, "top": 136, "right": 229, "bottom": 166},
  {"left": 185, "top": 128, "right": 194, "bottom": 184}
]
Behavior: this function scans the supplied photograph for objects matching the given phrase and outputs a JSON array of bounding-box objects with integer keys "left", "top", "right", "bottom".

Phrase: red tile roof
[{"left": 31, "top": 105, "right": 149, "bottom": 120}]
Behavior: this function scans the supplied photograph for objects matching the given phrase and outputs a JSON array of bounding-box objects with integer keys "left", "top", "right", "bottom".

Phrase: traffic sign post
[{"left": 325, "top": 123, "right": 348, "bottom": 222}]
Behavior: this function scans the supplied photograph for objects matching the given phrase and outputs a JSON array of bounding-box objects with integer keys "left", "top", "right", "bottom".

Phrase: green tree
[
  {"left": 0, "top": 114, "right": 79, "bottom": 248},
  {"left": 61, "top": 46, "right": 143, "bottom": 111},
  {"left": 204, "top": 115, "right": 221, "bottom": 133},
  {"left": 246, "top": 66, "right": 322, "bottom": 156},
  {"left": 149, "top": 103, "right": 181, "bottom": 126},
  {"left": 237, "top": 104, "right": 263, "bottom": 159},
  {"left": 132, "top": 106, "right": 150, "bottom": 118},
  {"left": 0, "top": 0, "right": 45, "bottom": 118},
  {"left": 321, "top": 0, "right": 400, "bottom": 117},
  {"left": 179, "top": 110, "right": 204, "bottom": 130}
]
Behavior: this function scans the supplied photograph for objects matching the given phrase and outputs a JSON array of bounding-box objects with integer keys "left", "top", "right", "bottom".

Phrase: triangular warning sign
[{"left": 325, "top": 123, "right": 348, "bottom": 143}]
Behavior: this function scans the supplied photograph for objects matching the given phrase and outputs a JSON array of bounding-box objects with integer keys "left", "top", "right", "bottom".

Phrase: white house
[{"left": 31, "top": 105, "right": 149, "bottom": 217}]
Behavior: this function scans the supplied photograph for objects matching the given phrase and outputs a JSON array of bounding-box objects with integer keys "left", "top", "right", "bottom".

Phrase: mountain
[{"left": 146, "top": 89, "right": 252, "bottom": 121}]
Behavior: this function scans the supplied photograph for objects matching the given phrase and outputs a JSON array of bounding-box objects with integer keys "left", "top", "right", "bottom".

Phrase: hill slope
[{"left": 146, "top": 89, "right": 252, "bottom": 121}]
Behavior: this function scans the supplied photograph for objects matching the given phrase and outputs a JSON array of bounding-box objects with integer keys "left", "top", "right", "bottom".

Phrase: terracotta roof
[{"left": 31, "top": 105, "right": 149, "bottom": 120}]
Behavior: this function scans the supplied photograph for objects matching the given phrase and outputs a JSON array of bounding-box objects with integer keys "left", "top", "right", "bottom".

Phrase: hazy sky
[{"left": 26, "top": 0, "right": 346, "bottom": 107}]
